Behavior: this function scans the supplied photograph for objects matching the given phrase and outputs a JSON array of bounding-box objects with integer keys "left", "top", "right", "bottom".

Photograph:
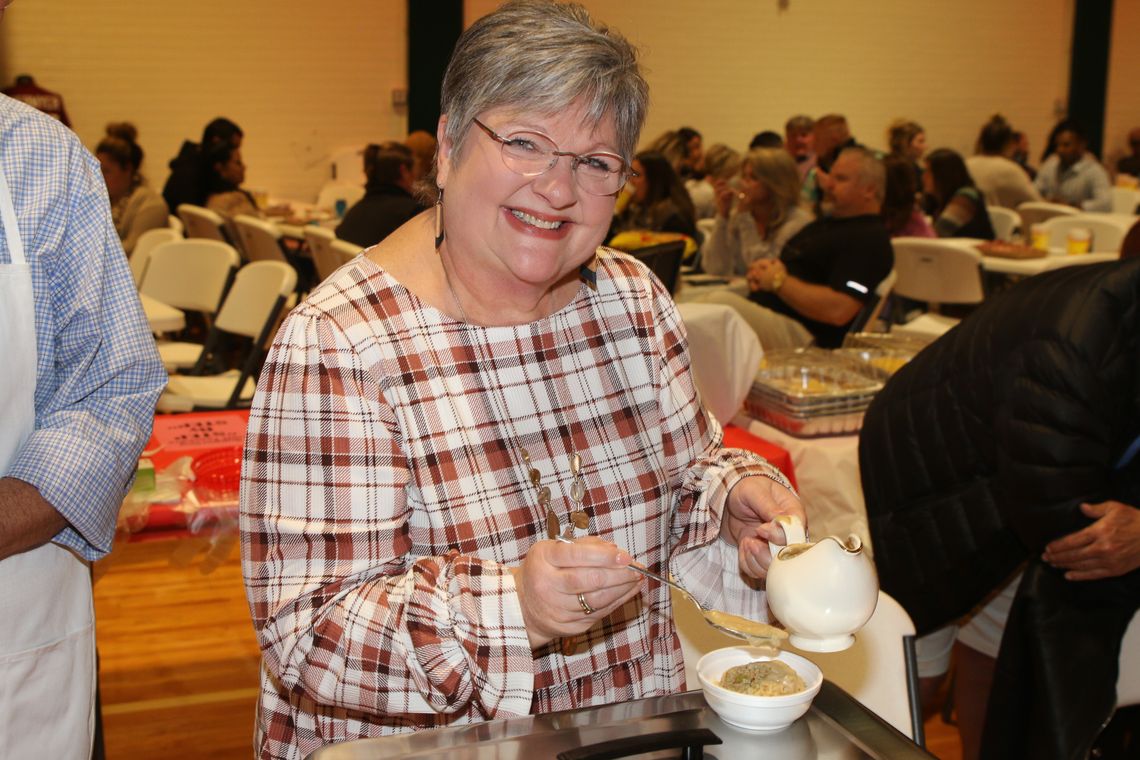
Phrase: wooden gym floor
[{"left": 93, "top": 535, "right": 963, "bottom": 759}]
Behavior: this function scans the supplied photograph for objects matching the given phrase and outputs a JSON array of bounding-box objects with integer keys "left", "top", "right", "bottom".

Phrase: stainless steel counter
[{"left": 307, "top": 681, "right": 934, "bottom": 759}]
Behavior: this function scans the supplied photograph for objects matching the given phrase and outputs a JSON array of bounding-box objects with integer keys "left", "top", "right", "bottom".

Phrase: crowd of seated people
[{"left": 100, "top": 107, "right": 1132, "bottom": 293}]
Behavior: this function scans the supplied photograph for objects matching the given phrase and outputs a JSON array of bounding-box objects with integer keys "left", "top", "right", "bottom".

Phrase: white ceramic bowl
[{"left": 697, "top": 646, "right": 823, "bottom": 732}]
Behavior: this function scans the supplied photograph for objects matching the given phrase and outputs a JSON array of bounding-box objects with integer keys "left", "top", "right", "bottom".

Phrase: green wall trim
[
  {"left": 408, "top": 1, "right": 463, "bottom": 136},
  {"left": 1067, "top": 0, "right": 1114, "bottom": 157}
]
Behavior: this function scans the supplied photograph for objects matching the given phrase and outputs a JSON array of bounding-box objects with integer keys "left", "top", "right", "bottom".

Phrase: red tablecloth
[
  {"left": 128, "top": 412, "right": 797, "bottom": 535},
  {"left": 129, "top": 410, "right": 251, "bottom": 536},
  {"left": 722, "top": 423, "right": 797, "bottom": 490}
]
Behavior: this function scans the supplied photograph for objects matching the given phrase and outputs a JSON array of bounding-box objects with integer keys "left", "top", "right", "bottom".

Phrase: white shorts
[{"left": 913, "top": 571, "right": 1022, "bottom": 677}]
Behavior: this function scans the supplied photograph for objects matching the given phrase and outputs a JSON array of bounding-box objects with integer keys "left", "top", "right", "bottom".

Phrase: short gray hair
[
  {"left": 785, "top": 114, "right": 814, "bottom": 134},
  {"left": 839, "top": 145, "right": 886, "bottom": 203},
  {"left": 440, "top": 1, "right": 648, "bottom": 164}
]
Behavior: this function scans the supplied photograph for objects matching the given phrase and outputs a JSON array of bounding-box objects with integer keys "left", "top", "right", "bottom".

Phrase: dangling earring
[{"left": 434, "top": 188, "right": 445, "bottom": 250}]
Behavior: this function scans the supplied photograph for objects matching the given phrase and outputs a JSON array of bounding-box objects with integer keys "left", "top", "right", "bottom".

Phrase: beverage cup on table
[
  {"left": 1030, "top": 224, "right": 1049, "bottom": 251},
  {"left": 1066, "top": 227, "right": 1092, "bottom": 255}
]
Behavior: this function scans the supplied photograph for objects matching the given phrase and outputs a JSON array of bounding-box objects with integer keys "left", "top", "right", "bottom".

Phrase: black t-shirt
[
  {"left": 162, "top": 140, "right": 207, "bottom": 211},
  {"left": 750, "top": 214, "right": 893, "bottom": 348},
  {"left": 334, "top": 185, "right": 424, "bottom": 248}
]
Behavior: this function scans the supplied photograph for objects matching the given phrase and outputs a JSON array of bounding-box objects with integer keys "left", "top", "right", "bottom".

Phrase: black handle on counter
[{"left": 556, "top": 727, "right": 722, "bottom": 760}]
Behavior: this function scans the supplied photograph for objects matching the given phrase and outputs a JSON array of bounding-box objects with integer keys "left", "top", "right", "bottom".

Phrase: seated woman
[
  {"left": 923, "top": 148, "right": 995, "bottom": 239},
  {"left": 676, "top": 125, "right": 704, "bottom": 179},
  {"left": 686, "top": 143, "right": 741, "bottom": 220},
  {"left": 701, "top": 148, "right": 813, "bottom": 277},
  {"left": 95, "top": 122, "right": 169, "bottom": 256},
  {"left": 881, "top": 155, "right": 934, "bottom": 238},
  {"left": 240, "top": 3, "right": 804, "bottom": 757},
  {"left": 203, "top": 142, "right": 259, "bottom": 220},
  {"left": 611, "top": 150, "right": 701, "bottom": 242}
]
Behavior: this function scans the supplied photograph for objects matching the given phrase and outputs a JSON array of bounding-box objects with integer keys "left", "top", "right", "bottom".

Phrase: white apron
[{"left": 0, "top": 160, "right": 95, "bottom": 757}]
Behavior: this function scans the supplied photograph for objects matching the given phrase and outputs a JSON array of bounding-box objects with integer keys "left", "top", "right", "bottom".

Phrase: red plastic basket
[{"left": 190, "top": 446, "right": 243, "bottom": 504}]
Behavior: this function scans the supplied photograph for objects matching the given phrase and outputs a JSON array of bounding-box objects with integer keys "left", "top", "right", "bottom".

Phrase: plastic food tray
[
  {"left": 745, "top": 349, "right": 883, "bottom": 437},
  {"left": 743, "top": 399, "right": 867, "bottom": 437},
  {"left": 843, "top": 332, "right": 934, "bottom": 352},
  {"left": 832, "top": 347, "right": 915, "bottom": 380}
]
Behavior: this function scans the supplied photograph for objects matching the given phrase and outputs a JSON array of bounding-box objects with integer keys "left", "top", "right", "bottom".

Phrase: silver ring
[{"left": 577, "top": 592, "right": 595, "bottom": 615}]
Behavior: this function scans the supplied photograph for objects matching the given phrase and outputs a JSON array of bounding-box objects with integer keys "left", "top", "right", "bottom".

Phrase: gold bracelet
[{"left": 769, "top": 269, "right": 787, "bottom": 292}]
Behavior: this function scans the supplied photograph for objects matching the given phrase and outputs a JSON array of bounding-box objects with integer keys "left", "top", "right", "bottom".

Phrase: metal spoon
[{"left": 553, "top": 534, "right": 787, "bottom": 645}]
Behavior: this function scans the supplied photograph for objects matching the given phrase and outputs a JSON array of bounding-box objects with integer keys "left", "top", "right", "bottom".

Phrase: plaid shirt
[
  {"left": 241, "top": 250, "right": 790, "bottom": 760},
  {"left": 1, "top": 95, "right": 165, "bottom": 559}
]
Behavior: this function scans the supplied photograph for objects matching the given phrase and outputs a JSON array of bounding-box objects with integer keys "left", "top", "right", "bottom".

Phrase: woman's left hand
[{"left": 721, "top": 475, "right": 806, "bottom": 579}]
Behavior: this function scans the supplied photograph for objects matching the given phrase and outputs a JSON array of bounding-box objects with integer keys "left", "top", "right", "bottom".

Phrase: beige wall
[
  {"left": 10, "top": 1, "right": 1133, "bottom": 204},
  {"left": 0, "top": 1, "right": 408, "bottom": 202},
  {"left": 466, "top": 0, "right": 1074, "bottom": 163}
]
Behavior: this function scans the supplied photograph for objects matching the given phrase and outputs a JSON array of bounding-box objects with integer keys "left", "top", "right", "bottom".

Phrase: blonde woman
[
  {"left": 687, "top": 143, "right": 742, "bottom": 219},
  {"left": 702, "top": 148, "right": 813, "bottom": 277}
]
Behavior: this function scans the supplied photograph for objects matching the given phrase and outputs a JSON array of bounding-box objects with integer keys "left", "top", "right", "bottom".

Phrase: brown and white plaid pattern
[{"left": 240, "top": 249, "right": 791, "bottom": 760}]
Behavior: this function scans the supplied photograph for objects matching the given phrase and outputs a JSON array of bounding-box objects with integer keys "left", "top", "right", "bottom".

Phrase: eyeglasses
[{"left": 472, "top": 118, "right": 634, "bottom": 197}]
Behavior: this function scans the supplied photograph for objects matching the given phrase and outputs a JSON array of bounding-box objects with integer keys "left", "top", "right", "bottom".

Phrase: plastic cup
[
  {"left": 1066, "top": 227, "right": 1092, "bottom": 255},
  {"left": 1030, "top": 224, "right": 1049, "bottom": 251}
]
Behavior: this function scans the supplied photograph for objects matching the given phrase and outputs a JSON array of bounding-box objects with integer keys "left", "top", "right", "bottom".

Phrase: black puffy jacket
[{"left": 860, "top": 259, "right": 1140, "bottom": 760}]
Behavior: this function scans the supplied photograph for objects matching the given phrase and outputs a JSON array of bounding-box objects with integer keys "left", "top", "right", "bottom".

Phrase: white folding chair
[
  {"left": 987, "top": 206, "right": 1021, "bottom": 242},
  {"left": 159, "top": 261, "right": 297, "bottom": 411},
  {"left": 139, "top": 239, "right": 241, "bottom": 319},
  {"left": 178, "top": 204, "right": 232, "bottom": 246},
  {"left": 167, "top": 214, "right": 184, "bottom": 236},
  {"left": 1017, "top": 200, "right": 1079, "bottom": 231},
  {"left": 233, "top": 214, "right": 290, "bottom": 264},
  {"left": 1041, "top": 214, "right": 1129, "bottom": 253},
  {"left": 331, "top": 238, "right": 362, "bottom": 265},
  {"left": 673, "top": 588, "right": 923, "bottom": 741},
  {"left": 130, "top": 228, "right": 181, "bottom": 286},
  {"left": 849, "top": 269, "right": 897, "bottom": 334},
  {"left": 304, "top": 226, "right": 340, "bottom": 283},
  {"left": 891, "top": 238, "right": 985, "bottom": 338},
  {"left": 1110, "top": 187, "right": 1140, "bottom": 215},
  {"left": 316, "top": 181, "right": 365, "bottom": 212}
]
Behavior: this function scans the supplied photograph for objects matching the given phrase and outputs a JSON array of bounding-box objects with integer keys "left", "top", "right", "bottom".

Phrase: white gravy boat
[{"left": 765, "top": 515, "right": 879, "bottom": 652}]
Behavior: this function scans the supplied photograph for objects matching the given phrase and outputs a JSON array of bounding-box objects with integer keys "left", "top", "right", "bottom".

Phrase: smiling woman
[{"left": 240, "top": 3, "right": 806, "bottom": 759}]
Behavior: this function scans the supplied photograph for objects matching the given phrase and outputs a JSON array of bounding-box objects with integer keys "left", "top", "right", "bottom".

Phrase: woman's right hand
[
  {"left": 712, "top": 178, "right": 735, "bottom": 218},
  {"left": 510, "top": 536, "right": 643, "bottom": 649}
]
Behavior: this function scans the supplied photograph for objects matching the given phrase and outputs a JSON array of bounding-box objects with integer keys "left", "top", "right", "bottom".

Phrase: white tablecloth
[
  {"left": 676, "top": 301, "right": 761, "bottom": 427},
  {"left": 980, "top": 250, "right": 1118, "bottom": 276},
  {"left": 734, "top": 413, "right": 868, "bottom": 552}
]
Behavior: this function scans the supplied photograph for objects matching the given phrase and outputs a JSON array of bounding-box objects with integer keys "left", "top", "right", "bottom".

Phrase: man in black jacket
[
  {"left": 335, "top": 142, "right": 424, "bottom": 248},
  {"left": 860, "top": 260, "right": 1140, "bottom": 759},
  {"left": 745, "top": 146, "right": 892, "bottom": 348}
]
